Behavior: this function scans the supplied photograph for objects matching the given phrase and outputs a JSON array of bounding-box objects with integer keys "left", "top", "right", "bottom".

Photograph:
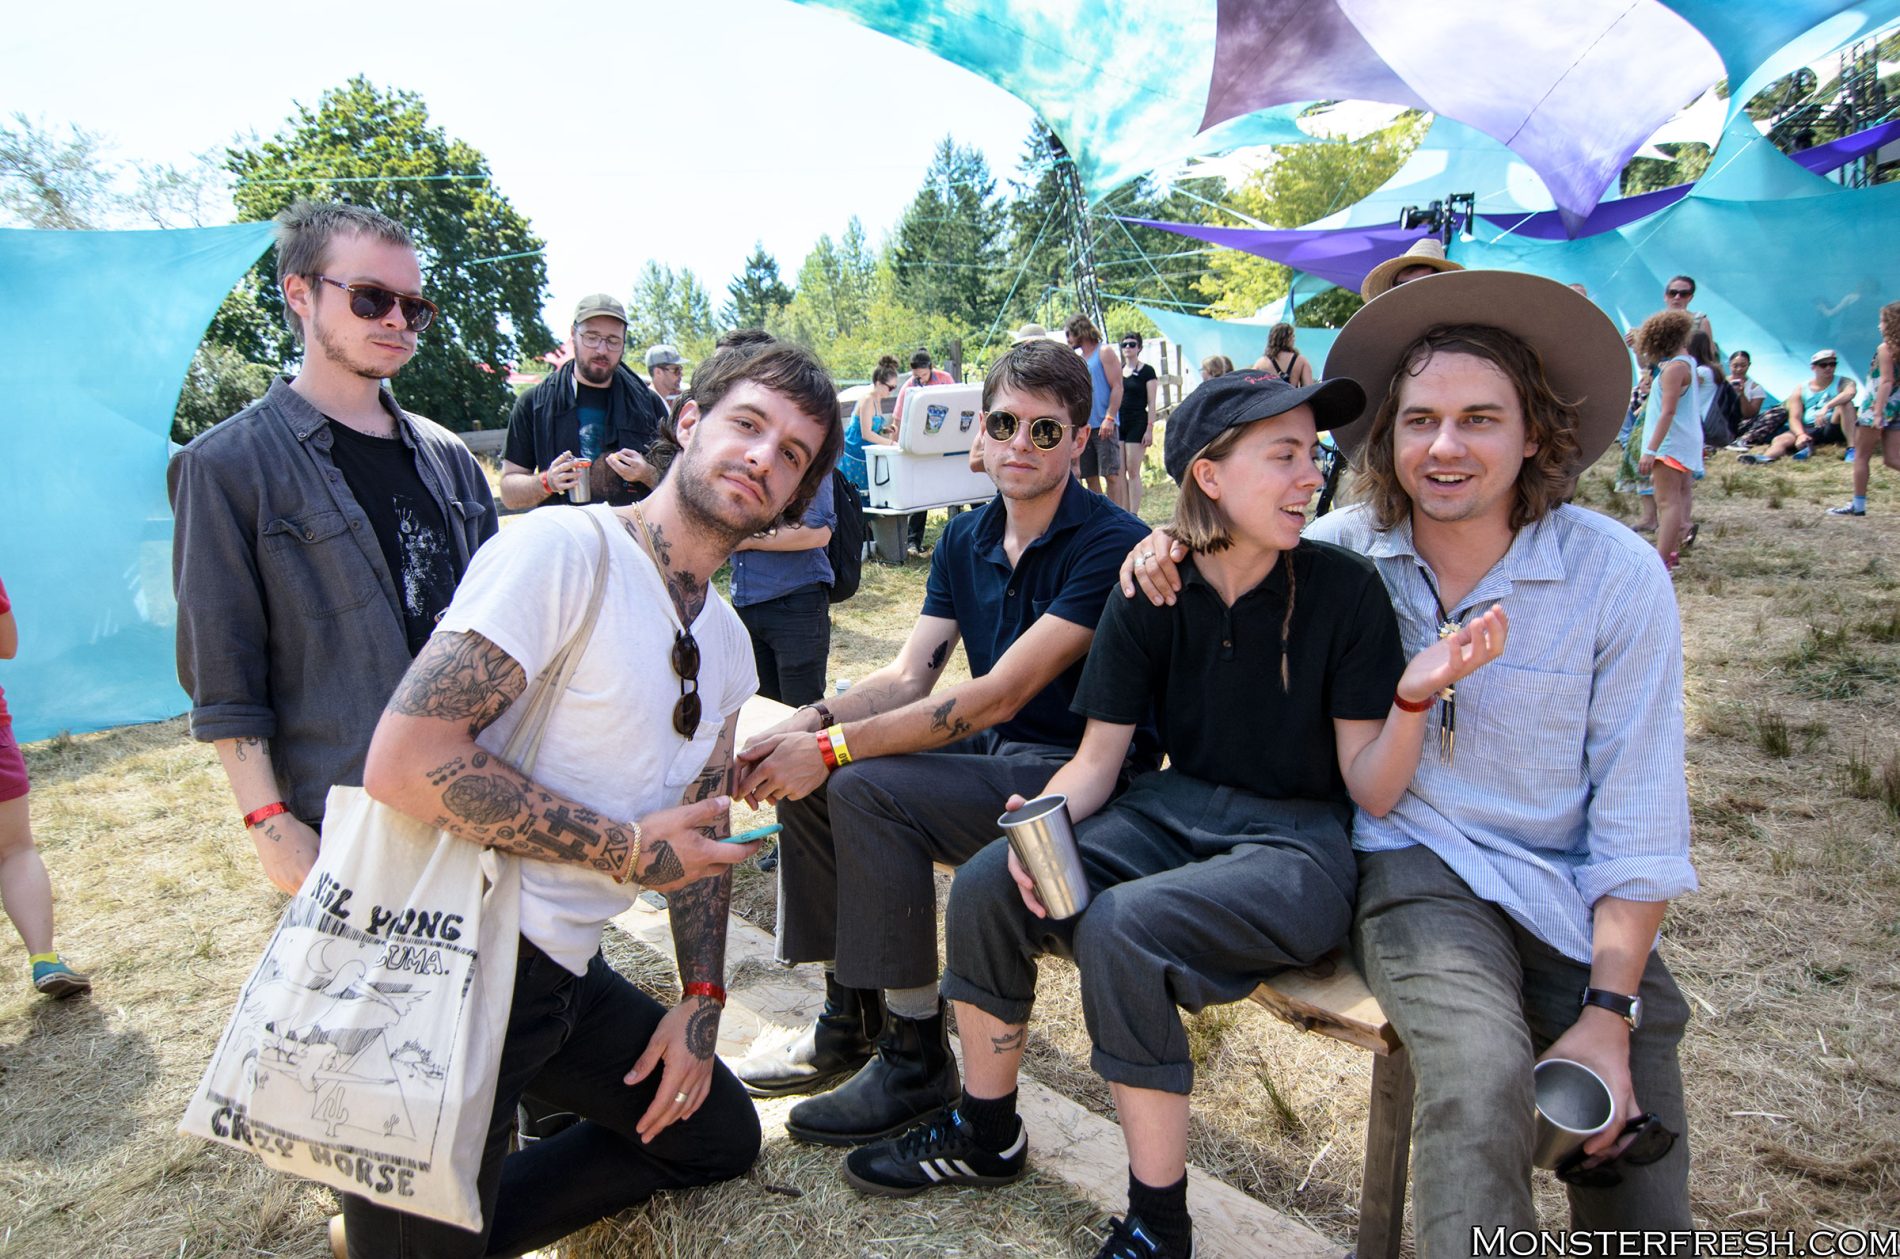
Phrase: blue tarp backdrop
[{"left": 0, "top": 223, "right": 275, "bottom": 743}]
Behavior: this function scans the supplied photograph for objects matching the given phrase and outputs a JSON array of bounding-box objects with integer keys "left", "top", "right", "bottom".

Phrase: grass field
[{"left": 2, "top": 450, "right": 1897, "bottom": 1256}]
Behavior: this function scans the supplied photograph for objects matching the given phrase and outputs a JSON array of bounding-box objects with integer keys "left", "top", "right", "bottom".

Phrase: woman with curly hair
[
  {"left": 1830, "top": 301, "right": 1900, "bottom": 516},
  {"left": 1631, "top": 310, "right": 1705, "bottom": 570},
  {"left": 1251, "top": 322, "right": 1314, "bottom": 386}
]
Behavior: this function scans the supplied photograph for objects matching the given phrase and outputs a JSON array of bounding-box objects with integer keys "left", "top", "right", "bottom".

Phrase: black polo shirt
[
  {"left": 922, "top": 476, "right": 1159, "bottom": 761},
  {"left": 1073, "top": 540, "right": 1403, "bottom": 807}
]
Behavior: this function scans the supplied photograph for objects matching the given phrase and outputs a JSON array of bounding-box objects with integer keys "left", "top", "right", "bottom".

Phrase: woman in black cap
[{"left": 843, "top": 370, "right": 1507, "bottom": 1259}]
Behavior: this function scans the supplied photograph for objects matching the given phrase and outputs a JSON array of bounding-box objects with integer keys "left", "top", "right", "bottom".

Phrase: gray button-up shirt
[
  {"left": 168, "top": 378, "right": 499, "bottom": 821},
  {"left": 1306, "top": 502, "right": 1696, "bottom": 962}
]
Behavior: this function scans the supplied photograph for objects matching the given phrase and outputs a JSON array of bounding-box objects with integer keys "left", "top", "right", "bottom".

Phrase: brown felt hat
[{"left": 1322, "top": 269, "right": 1633, "bottom": 470}]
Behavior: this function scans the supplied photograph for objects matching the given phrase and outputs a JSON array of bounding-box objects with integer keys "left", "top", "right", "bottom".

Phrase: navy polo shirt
[{"left": 922, "top": 476, "right": 1159, "bottom": 760}]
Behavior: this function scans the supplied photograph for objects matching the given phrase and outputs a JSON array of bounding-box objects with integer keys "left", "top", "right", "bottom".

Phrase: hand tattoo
[
  {"left": 386, "top": 631, "right": 527, "bottom": 738},
  {"left": 684, "top": 998, "right": 720, "bottom": 1059},
  {"left": 642, "top": 841, "right": 686, "bottom": 887}
]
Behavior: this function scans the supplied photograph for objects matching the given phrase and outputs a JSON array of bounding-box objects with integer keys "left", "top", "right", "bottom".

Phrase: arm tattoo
[
  {"left": 927, "top": 639, "right": 950, "bottom": 672},
  {"left": 386, "top": 631, "right": 527, "bottom": 738},
  {"left": 991, "top": 1027, "right": 1027, "bottom": 1055},
  {"left": 423, "top": 751, "right": 635, "bottom": 877},
  {"left": 929, "top": 697, "right": 973, "bottom": 741},
  {"left": 233, "top": 737, "right": 267, "bottom": 763},
  {"left": 668, "top": 720, "right": 735, "bottom": 1018}
]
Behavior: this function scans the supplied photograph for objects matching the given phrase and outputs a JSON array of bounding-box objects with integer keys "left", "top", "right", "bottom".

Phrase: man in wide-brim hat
[
  {"left": 1359, "top": 236, "right": 1463, "bottom": 301},
  {"left": 1120, "top": 270, "right": 1696, "bottom": 1246}
]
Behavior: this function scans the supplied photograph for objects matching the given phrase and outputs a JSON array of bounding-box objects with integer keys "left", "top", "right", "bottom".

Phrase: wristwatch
[{"left": 1580, "top": 986, "right": 1643, "bottom": 1029}]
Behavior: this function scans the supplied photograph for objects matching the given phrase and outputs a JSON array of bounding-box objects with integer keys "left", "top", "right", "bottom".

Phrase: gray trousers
[
  {"left": 774, "top": 732, "right": 1073, "bottom": 991},
  {"left": 1352, "top": 845, "right": 1693, "bottom": 1257},
  {"left": 941, "top": 772, "right": 1356, "bottom": 1094}
]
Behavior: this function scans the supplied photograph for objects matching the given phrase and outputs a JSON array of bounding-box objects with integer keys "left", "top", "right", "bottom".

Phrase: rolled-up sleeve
[
  {"left": 169, "top": 447, "right": 275, "bottom": 742},
  {"left": 1575, "top": 558, "right": 1698, "bottom": 907}
]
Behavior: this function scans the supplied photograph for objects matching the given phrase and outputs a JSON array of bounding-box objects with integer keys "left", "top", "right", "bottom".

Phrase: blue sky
[{"left": 4, "top": 0, "right": 1037, "bottom": 333}]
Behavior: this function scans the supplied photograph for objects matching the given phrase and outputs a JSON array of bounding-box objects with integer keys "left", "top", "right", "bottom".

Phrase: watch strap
[{"left": 1580, "top": 986, "right": 1639, "bottom": 1026}]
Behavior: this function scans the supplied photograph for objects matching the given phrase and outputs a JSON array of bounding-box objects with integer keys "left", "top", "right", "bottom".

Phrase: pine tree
[
  {"left": 889, "top": 136, "right": 1005, "bottom": 330},
  {"left": 722, "top": 241, "right": 794, "bottom": 330}
]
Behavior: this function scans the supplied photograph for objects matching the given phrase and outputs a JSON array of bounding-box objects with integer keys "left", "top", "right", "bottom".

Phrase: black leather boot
[
  {"left": 736, "top": 974, "right": 883, "bottom": 1098},
  {"left": 784, "top": 1000, "right": 961, "bottom": 1146}
]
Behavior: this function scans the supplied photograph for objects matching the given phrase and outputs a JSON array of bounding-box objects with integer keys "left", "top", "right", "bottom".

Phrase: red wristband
[
  {"left": 540, "top": 471, "right": 554, "bottom": 495},
  {"left": 1393, "top": 691, "right": 1435, "bottom": 714},
  {"left": 816, "top": 730, "right": 839, "bottom": 770},
  {"left": 683, "top": 981, "right": 726, "bottom": 1006},
  {"left": 244, "top": 801, "right": 290, "bottom": 829}
]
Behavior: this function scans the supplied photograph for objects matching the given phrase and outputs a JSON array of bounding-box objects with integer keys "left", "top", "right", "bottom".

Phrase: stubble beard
[
  {"left": 673, "top": 440, "right": 781, "bottom": 551},
  {"left": 315, "top": 316, "right": 406, "bottom": 382}
]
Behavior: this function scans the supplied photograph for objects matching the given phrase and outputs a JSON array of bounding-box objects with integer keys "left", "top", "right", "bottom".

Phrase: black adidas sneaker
[
  {"left": 841, "top": 1107, "right": 1028, "bottom": 1197},
  {"left": 1092, "top": 1214, "right": 1195, "bottom": 1259}
]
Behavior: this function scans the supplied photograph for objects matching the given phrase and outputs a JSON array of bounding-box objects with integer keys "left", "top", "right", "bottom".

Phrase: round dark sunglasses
[
  {"left": 314, "top": 275, "right": 439, "bottom": 332},
  {"left": 984, "top": 410, "right": 1068, "bottom": 451},
  {"left": 670, "top": 630, "right": 702, "bottom": 738}
]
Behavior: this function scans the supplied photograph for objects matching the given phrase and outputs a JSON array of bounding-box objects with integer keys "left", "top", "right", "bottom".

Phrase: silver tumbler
[
  {"left": 996, "top": 794, "right": 1091, "bottom": 920},
  {"left": 567, "top": 458, "right": 595, "bottom": 504},
  {"left": 1531, "top": 1057, "right": 1616, "bottom": 1169}
]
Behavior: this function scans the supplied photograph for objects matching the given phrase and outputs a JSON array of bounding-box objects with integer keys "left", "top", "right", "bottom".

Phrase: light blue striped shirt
[{"left": 1305, "top": 503, "right": 1697, "bottom": 962}]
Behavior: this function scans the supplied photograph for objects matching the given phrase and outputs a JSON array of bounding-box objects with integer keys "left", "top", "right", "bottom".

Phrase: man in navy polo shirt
[{"left": 732, "top": 338, "right": 1156, "bottom": 1150}]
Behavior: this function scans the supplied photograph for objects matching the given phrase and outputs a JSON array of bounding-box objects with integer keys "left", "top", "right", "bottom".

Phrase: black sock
[
  {"left": 958, "top": 1089, "right": 1019, "bottom": 1152},
  {"left": 1127, "top": 1170, "right": 1191, "bottom": 1258}
]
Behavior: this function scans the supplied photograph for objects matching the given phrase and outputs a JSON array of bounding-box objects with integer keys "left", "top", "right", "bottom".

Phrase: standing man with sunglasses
[
  {"left": 499, "top": 294, "right": 670, "bottom": 510},
  {"left": 170, "top": 200, "right": 498, "bottom": 896},
  {"left": 731, "top": 337, "right": 1157, "bottom": 1151}
]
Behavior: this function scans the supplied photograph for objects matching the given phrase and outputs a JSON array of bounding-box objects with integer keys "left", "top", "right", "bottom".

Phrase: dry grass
[{"left": 4, "top": 451, "right": 1898, "bottom": 1255}]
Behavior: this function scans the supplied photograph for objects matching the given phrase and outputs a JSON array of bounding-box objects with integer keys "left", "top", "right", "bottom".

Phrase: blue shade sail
[
  {"left": 0, "top": 223, "right": 276, "bottom": 743},
  {"left": 1306, "top": 119, "right": 1555, "bottom": 230},
  {"left": 1661, "top": 1, "right": 1900, "bottom": 119},
  {"left": 793, "top": 0, "right": 1313, "bottom": 198},
  {"left": 1139, "top": 304, "right": 1339, "bottom": 387}
]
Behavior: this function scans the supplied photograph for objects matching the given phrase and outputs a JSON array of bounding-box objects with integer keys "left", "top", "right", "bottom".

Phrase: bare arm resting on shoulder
[{"left": 364, "top": 630, "right": 755, "bottom": 890}]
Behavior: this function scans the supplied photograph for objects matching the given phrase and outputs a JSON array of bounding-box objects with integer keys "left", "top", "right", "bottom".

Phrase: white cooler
[{"left": 864, "top": 382, "right": 997, "bottom": 512}]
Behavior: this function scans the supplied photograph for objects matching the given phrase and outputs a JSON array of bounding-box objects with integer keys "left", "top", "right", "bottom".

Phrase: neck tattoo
[{"left": 627, "top": 505, "right": 707, "bottom": 626}]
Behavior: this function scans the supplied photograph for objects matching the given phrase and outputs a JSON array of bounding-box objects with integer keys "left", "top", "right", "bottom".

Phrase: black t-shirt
[
  {"left": 1072, "top": 540, "right": 1404, "bottom": 806},
  {"left": 326, "top": 420, "right": 459, "bottom": 656},
  {"left": 576, "top": 383, "right": 610, "bottom": 461},
  {"left": 1118, "top": 364, "right": 1157, "bottom": 435}
]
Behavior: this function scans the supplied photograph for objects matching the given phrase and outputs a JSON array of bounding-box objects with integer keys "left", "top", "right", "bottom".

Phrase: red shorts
[{"left": 0, "top": 723, "right": 28, "bottom": 803}]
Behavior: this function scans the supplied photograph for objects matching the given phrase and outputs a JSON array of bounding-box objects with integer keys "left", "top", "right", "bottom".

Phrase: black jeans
[
  {"left": 341, "top": 940, "right": 760, "bottom": 1258},
  {"left": 736, "top": 584, "right": 832, "bottom": 707},
  {"left": 774, "top": 732, "right": 1076, "bottom": 991}
]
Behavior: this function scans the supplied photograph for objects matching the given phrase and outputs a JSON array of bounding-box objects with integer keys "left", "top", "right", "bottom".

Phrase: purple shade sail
[
  {"left": 1790, "top": 119, "right": 1900, "bottom": 173},
  {"left": 1480, "top": 185, "right": 1692, "bottom": 241},
  {"left": 1121, "top": 215, "right": 1432, "bottom": 293},
  {"left": 1203, "top": 0, "right": 1721, "bottom": 224}
]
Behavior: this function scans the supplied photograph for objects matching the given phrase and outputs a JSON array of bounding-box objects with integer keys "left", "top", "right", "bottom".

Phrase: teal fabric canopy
[{"left": 0, "top": 223, "right": 275, "bottom": 742}]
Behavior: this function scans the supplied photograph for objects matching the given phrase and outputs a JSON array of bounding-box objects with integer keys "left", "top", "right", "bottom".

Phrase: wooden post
[{"left": 1357, "top": 1047, "right": 1415, "bottom": 1259}]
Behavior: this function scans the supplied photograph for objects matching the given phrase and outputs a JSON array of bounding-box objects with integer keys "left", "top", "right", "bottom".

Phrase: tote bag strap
[{"left": 498, "top": 512, "right": 613, "bottom": 778}]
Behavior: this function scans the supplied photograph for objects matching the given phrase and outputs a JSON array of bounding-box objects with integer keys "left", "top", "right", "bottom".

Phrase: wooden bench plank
[{"left": 1250, "top": 950, "right": 1400, "bottom": 1056}]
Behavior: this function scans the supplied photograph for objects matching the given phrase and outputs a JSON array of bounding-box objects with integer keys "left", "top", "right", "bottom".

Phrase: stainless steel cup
[
  {"left": 1532, "top": 1058, "right": 1616, "bottom": 1169},
  {"left": 996, "top": 794, "right": 1091, "bottom": 920},
  {"left": 567, "top": 459, "right": 595, "bottom": 504}
]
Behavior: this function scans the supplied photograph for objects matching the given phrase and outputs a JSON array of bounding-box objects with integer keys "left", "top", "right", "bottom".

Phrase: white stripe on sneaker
[
  {"left": 920, "top": 1161, "right": 943, "bottom": 1182},
  {"left": 1001, "top": 1125, "right": 1028, "bottom": 1159},
  {"left": 950, "top": 1159, "right": 975, "bottom": 1177}
]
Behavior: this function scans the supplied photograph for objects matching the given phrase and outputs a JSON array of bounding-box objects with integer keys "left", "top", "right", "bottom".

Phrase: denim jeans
[
  {"left": 341, "top": 940, "right": 760, "bottom": 1258},
  {"left": 1352, "top": 846, "right": 1692, "bottom": 1257}
]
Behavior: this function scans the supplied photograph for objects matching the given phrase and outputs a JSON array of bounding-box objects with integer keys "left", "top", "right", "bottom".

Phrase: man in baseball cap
[
  {"left": 646, "top": 343, "right": 686, "bottom": 412},
  {"left": 498, "top": 293, "right": 670, "bottom": 510},
  {"left": 1123, "top": 270, "right": 1696, "bottom": 1247}
]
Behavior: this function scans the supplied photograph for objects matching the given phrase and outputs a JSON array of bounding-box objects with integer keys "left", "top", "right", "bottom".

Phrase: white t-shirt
[{"left": 435, "top": 504, "right": 757, "bottom": 973}]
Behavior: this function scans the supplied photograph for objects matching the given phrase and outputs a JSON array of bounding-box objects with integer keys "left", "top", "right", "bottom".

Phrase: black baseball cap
[{"left": 1163, "top": 370, "right": 1367, "bottom": 485}]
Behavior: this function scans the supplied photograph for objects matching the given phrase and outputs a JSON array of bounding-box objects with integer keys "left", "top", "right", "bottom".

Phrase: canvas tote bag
[{"left": 182, "top": 515, "right": 613, "bottom": 1231}]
